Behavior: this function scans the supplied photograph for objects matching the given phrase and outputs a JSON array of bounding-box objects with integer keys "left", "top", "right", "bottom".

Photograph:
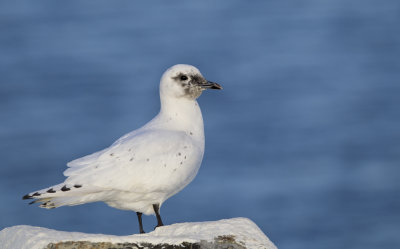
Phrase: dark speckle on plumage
[
  {"left": 47, "top": 188, "right": 56, "bottom": 193},
  {"left": 61, "top": 185, "right": 70, "bottom": 191}
]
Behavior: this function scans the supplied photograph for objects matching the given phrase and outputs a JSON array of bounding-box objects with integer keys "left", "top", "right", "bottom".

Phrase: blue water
[{"left": 1, "top": 1, "right": 399, "bottom": 248}]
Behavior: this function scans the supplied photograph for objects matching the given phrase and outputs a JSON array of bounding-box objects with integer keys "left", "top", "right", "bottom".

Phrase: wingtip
[{"left": 22, "top": 194, "right": 32, "bottom": 200}]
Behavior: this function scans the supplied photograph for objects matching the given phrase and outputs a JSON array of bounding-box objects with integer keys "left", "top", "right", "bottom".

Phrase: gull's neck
[{"left": 149, "top": 96, "right": 205, "bottom": 141}]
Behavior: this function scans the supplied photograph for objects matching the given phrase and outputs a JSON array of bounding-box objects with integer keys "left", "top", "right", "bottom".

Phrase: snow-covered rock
[{"left": 0, "top": 218, "right": 276, "bottom": 249}]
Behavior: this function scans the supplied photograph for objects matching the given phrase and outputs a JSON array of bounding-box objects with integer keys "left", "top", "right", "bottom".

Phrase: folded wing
[{"left": 63, "top": 129, "right": 201, "bottom": 193}]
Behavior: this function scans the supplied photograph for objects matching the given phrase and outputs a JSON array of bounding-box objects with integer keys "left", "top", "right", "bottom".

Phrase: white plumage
[{"left": 23, "top": 64, "right": 222, "bottom": 232}]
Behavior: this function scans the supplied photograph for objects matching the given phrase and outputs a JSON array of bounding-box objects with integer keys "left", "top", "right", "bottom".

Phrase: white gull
[{"left": 23, "top": 64, "right": 222, "bottom": 233}]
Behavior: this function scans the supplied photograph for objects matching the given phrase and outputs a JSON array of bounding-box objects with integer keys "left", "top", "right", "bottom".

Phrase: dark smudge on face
[{"left": 172, "top": 73, "right": 205, "bottom": 99}]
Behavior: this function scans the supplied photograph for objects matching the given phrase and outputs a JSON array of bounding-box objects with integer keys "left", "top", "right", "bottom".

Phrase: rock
[
  {"left": 0, "top": 218, "right": 277, "bottom": 249},
  {"left": 45, "top": 236, "right": 245, "bottom": 249}
]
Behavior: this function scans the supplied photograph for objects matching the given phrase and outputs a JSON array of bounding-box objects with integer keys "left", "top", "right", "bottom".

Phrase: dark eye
[{"left": 180, "top": 75, "right": 188, "bottom": 81}]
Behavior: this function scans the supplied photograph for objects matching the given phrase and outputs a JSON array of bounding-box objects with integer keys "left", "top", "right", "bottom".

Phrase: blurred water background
[{"left": 1, "top": 1, "right": 399, "bottom": 248}]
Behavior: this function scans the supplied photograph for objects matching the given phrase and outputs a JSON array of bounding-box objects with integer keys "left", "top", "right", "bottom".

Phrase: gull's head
[{"left": 160, "top": 64, "right": 222, "bottom": 100}]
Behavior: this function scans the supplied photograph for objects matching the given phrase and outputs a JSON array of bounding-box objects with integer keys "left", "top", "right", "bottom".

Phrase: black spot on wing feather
[
  {"left": 32, "top": 192, "right": 41, "bottom": 196},
  {"left": 47, "top": 188, "right": 56, "bottom": 193},
  {"left": 29, "top": 199, "right": 42, "bottom": 205},
  {"left": 29, "top": 200, "right": 36, "bottom": 205},
  {"left": 74, "top": 184, "right": 82, "bottom": 188},
  {"left": 40, "top": 201, "right": 56, "bottom": 209},
  {"left": 22, "top": 194, "right": 32, "bottom": 200},
  {"left": 61, "top": 185, "right": 70, "bottom": 191}
]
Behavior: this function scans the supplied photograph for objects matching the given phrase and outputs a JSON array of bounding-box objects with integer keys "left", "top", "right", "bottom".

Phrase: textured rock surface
[
  {"left": 0, "top": 218, "right": 277, "bottom": 249},
  {"left": 46, "top": 235, "right": 246, "bottom": 249}
]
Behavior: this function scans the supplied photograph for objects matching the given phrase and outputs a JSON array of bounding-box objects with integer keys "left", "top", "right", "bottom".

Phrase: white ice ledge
[{"left": 0, "top": 218, "right": 277, "bottom": 249}]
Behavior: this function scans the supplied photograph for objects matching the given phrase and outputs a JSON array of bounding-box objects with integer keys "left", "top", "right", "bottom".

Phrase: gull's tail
[{"left": 22, "top": 183, "right": 102, "bottom": 209}]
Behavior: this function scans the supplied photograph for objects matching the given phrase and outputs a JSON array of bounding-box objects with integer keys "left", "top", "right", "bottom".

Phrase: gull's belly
[{"left": 105, "top": 146, "right": 203, "bottom": 214}]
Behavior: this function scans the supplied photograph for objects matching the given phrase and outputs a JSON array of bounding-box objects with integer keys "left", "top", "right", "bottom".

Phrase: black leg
[
  {"left": 136, "top": 212, "right": 145, "bottom": 234},
  {"left": 152, "top": 203, "right": 164, "bottom": 229}
]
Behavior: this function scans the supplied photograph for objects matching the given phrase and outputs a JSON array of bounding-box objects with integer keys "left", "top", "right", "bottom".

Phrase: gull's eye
[{"left": 180, "top": 75, "right": 188, "bottom": 81}]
